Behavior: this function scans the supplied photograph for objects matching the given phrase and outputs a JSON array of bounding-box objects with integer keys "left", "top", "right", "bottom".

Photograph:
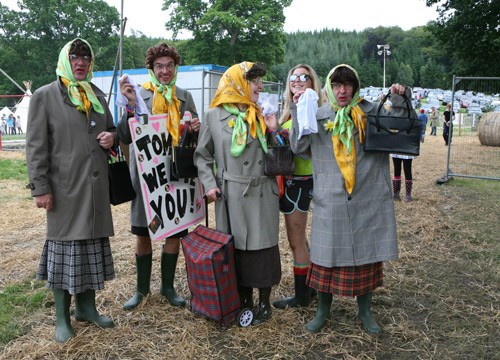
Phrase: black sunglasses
[{"left": 289, "top": 74, "right": 310, "bottom": 82}]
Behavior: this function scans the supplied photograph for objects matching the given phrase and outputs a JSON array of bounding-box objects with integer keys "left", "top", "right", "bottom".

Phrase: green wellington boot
[
  {"left": 273, "top": 274, "right": 312, "bottom": 309},
  {"left": 123, "top": 253, "right": 153, "bottom": 310},
  {"left": 357, "top": 292, "right": 381, "bottom": 335},
  {"left": 160, "top": 252, "right": 186, "bottom": 307},
  {"left": 53, "top": 289, "right": 75, "bottom": 343},
  {"left": 305, "top": 291, "right": 332, "bottom": 333},
  {"left": 75, "top": 289, "right": 114, "bottom": 328}
]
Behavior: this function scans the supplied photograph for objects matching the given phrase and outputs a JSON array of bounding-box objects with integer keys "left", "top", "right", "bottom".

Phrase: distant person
[
  {"left": 26, "top": 38, "right": 117, "bottom": 342},
  {"left": 8, "top": 114, "right": 16, "bottom": 135},
  {"left": 443, "top": 103, "right": 454, "bottom": 146},
  {"left": 16, "top": 115, "right": 23, "bottom": 134},
  {"left": 418, "top": 108, "right": 428, "bottom": 143},
  {"left": 1, "top": 114, "right": 6, "bottom": 134},
  {"left": 428, "top": 106, "right": 440, "bottom": 136},
  {"left": 391, "top": 154, "right": 415, "bottom": 202}
]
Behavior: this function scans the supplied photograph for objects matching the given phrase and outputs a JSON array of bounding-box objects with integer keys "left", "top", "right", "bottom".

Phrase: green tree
[
  {"left": 426, "top": 0, "right": 500, "bottom": 76},
  {"left": 0, "top": 0, "right": 120, "bottom": 94},
  {"left": 161, "top": 0, "right": 293, "bottom": 66}
]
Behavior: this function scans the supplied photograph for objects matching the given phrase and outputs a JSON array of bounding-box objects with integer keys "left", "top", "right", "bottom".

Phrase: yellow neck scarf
[
  {"left": 143, "top": 69, "right": 181, "bottom": 145},
  {"left": 210, "top": 62, "right": 266, "bottom": 151},
  {"left": 325, "top": 64, "right": 366, "bottom": 194},
  {"left": 55, "top": 38, "right": 104, "bottom": 119}
]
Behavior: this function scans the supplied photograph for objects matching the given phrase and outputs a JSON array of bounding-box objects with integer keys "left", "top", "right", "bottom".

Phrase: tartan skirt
[
  {"left": 36, "top": 238, "right": 115, "bottom": 295},
  {"left": 307, "top": 262, "right": 383, "bottom": 297}
]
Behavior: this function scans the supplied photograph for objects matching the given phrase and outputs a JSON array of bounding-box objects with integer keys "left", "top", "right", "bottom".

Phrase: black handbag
[
  {"left": 364, "top": 92, "right": 421, "bottom": 156},
  {"left": 264, "top": 131, "right": 296, "bottom": 176},
  {"left": 108, "top": 145, "right": 136, "bottom": 206},
  {"left": 170, "top": 124, "right": 198, "bottom": 180}
]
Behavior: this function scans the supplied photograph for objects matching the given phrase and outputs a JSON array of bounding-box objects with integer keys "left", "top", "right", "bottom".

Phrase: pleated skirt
[
  {"left": 36, "top": 238, "right": 115, "bottom": 295},
  {"left": 307, "top": 262, "right": 383, "bottom": 297}
]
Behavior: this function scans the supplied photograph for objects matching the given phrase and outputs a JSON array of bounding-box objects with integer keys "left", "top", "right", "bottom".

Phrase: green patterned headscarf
[{"left": 55, "top": 38, "right": 104, "bottom": 115}]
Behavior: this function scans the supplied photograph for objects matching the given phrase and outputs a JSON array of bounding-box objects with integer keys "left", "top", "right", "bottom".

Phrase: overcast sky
[{"left": 3, "top": 0, "right": 439, "bottom": 38}]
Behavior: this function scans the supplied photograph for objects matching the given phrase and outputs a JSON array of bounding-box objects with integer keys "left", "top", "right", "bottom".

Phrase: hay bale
[{"left": 477, "top": 112, "right": 500, "bottom": 146}]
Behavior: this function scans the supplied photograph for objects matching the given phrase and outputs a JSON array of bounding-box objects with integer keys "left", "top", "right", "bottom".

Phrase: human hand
[
  {"left": 119, "top": 76, "right": 136, "bottom": 107},
  {"left": 190, "top": 117, "right": 201, "bottom": 133},
  {"left": 205, "top": 188, "right": 221, "bottom": 203},
  {"left": 292, "top": 90, "right": 306, "bottom": 104},
  {"left": 390, "top": 84, "right": 406, "bottom": 95},
  {"left": 97, "top": 131, "right": 115, "bottom": 149},
  {"left": 35, "top": 193, "right": 53, "bottom": 211},
  {"left": 264, "top": 113, "right": 278, "bottom": 132}
]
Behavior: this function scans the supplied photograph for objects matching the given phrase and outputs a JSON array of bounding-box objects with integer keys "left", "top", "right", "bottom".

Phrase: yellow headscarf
[
  {"left": 143, "top": 68, "right": 181, "bottom": 145},
  {"left": 56, "top": 38, "right": 104, "bottom": 118},
  {"left": 210, "top": 62, "right": 267, "bottom": 156},
  {"left": 324, "top": 64, "right": 366, "bottom": 194}
]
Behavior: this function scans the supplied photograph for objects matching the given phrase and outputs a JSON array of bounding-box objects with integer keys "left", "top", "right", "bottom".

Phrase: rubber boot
[
  {"left": 392, "top": 177, "right": 401, "bottom": 200},
  {"left": 53, "top": 289, "right": 75, "bottom": 343},
  {"left": 239, "top": 286, "right": 254, "bottom": 309},
  {"left": 405, "top": 180, "right": 413, "bottom": 202},
  {"left": 123, "top": 253, "right": 152, "bottom": 310},
  {"left": 357, "top": 292, "right": 381, "bottom": 335},
  {"left": 305, "top": 291, "right": 332, "bottom": 333},
  {"left": 252, "top": 287, "right": 272, "bottom": 325},
  {"left": 75, "top": 289, "right": 114, "bottom": 328},
  {"left": 272, "top": 274, "right": 312, "bottom": 309},
  {"left": 160, "top": 252, "right": 186, "bottom": 307}
]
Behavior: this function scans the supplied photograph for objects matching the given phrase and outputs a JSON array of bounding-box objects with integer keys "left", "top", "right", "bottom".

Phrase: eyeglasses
[
  {"left": 289, "top": 74, "right": 310, "bottom": 82},
  {"left": 332, "top": 82, "right": 354, "bottom": 90},
  {"left": 69, "top": 54, "right": 91, "bottom": 64},
  {"left": 250, "top": 77, "right": 263, "bottom": 85},
  {"left": 154, "top": 62, "right": 176, "bottom": 71}
]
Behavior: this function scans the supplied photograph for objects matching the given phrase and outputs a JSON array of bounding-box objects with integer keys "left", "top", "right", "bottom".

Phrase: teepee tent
[
  {"left": 1, "top": 106, "right": 14, "bottom": 118},
  {"left": 13, "top": 81, "right": 32, "bottom": 134}
]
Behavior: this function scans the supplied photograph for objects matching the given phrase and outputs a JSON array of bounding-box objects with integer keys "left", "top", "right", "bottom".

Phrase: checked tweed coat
[
  {"left": 194, "top": 106, "right": 280, "bottom": 251},
  {"left": 290, "top": 91, "right": 415, "bottom": 268}
]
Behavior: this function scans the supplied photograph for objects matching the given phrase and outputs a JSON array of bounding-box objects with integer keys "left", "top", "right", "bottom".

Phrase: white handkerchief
[
  {"left": 296, "top": 88, "right": 319, "bottom": 139},
  {"left": 116, "top": 74, "right": 150, "bottom": 116}
]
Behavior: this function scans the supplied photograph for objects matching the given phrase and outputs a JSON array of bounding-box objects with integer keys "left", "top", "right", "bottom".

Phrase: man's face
[
  {"left": 69, "top": 54, "right": 91, "bottom": 81},
  {"left": 153, "top": 56, "right": 176, "bottom": 85}
]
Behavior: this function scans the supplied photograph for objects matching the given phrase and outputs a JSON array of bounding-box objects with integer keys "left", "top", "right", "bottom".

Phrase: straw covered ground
[{"left": 0, "top": 133, "right": 499, "bottom": 360}]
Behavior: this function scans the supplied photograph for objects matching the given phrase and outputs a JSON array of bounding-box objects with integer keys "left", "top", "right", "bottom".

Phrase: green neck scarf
[
  {"left": 55, "top": 38, "right": 104, "bottom": 115},
  {"left": 223, "top": 104, "right": 268, "bottom": 157},
  {"left": 325, "top": 64, "right": 361, "bottom": 153},
  {"left": 147, "top": 67, "right": 178, "bottom": 104}
]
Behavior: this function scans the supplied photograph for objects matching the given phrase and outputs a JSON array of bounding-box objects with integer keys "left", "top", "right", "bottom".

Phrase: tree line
[{"left": 1, "top": 0, "right": 498, "bottom": 108}]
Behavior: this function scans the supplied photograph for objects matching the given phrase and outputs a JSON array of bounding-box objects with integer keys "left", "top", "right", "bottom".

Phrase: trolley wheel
[{"left": 238, "top": 308, "right": 254, "bottom": 327}]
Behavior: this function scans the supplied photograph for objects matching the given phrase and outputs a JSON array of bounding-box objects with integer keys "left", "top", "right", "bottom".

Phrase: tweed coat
[
  {"left": 290, "top": 91, "right": 415, "bottom": 267},
  {"left": 117, "top": 86, "right": 198, "bottom": 228},
  {"left": 194, "top": 106, "right": 280, "bottom": 251},
  {"left": 26, "top": 80, "right": 115, "bottom": 241}
]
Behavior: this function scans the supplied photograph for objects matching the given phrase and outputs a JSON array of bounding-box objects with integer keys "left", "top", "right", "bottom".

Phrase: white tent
[
  {"left": 13, "top": 90, "right": 31, "bottom": 133},
  {"left": 1, "top": 106, "right": 14, "bottom": 118}
]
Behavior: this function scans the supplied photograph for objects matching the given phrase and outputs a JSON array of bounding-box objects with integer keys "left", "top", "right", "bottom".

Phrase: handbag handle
[
  {"left": 375, "top": 91, "right": 416, "bottom": 134},
  {"left": 203, "top": 192, "right": 231, "bottom": 234}
]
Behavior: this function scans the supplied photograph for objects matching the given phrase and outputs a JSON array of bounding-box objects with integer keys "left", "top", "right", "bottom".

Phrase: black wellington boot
[
  {"left": 239, "top": 286, "right": 254, "bottom": 309},
  {"left": 272, "top": 274, "right": 312, "bottom": 309},
  {"left": 252, "top": 287, "right": 272, "bottom": 325}
]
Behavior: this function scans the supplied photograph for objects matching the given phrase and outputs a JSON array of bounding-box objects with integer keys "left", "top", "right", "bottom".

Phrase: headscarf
[
  {"left": 143, "top": 68, "right": 181, "bottom": 145},
  {"left": 324, "top": 64, "right": 366, "bottom": 194},
  {"left": 56, "top": 38, "right": 104, "bottom": 118},
  {"left": 210, "top": 62, "right": 267, "bottom": 157}
]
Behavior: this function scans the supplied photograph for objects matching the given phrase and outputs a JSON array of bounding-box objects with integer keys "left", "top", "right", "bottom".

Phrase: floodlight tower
[{"left": 377, "top": 44, "right": 391, "bottom": 90}]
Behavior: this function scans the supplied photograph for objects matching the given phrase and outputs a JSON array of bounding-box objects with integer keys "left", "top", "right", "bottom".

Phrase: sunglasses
[{"left": 289, "top": 74, "right": 310, "bottom": 82}]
